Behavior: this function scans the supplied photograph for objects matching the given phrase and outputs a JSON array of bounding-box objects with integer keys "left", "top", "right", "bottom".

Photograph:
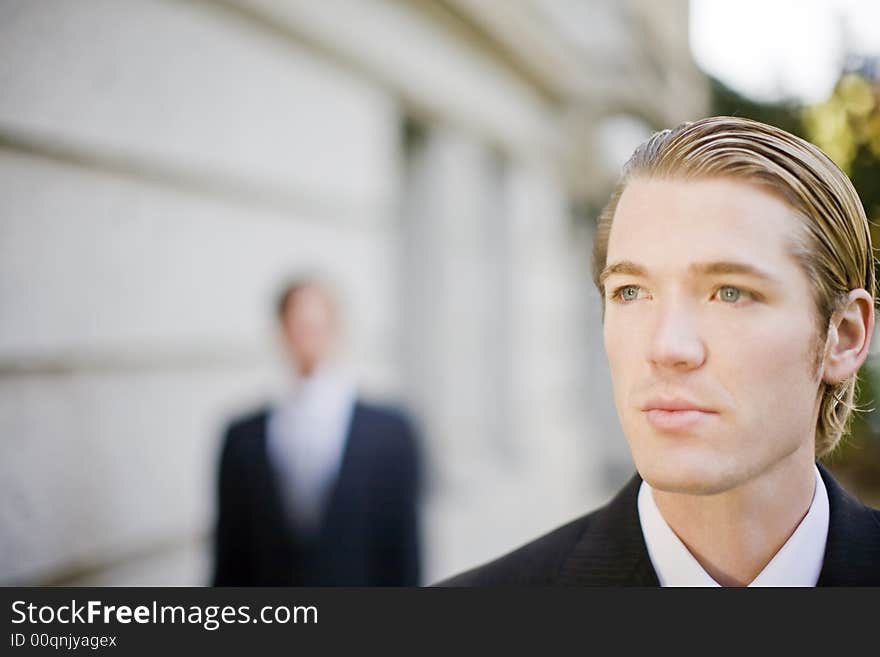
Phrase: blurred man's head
[
  {"left": 592, "top": 116, "right": 875, "bottom": 494},
  {"left": 276, "top": 278, "right": 339, "bottom": 377}
]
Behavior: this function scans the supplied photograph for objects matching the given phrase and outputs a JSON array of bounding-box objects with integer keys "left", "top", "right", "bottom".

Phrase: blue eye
[{"left": 718, "top": 286, "right": 741, "bottom": 303}]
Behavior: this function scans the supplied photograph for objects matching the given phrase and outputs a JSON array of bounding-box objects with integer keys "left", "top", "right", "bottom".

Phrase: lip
[
  {"left": 641, "top": 397, "right": 717, "bottom": 432},
  {"left": 641, "top": 396, "right": 715, "bottom": 412}
]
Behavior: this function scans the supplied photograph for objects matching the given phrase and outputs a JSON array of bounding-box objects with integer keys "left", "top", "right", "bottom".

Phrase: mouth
[
  {"left": 641, "top": 398, "right": 717, "bottom": 432},
  {"left": 643, "top": 409, "right": 714, "bottom": 432}
]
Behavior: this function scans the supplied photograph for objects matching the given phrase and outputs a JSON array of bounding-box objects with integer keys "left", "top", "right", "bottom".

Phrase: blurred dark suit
[{"left": 212, "top": 401, "right": 421, "bottom": 586}]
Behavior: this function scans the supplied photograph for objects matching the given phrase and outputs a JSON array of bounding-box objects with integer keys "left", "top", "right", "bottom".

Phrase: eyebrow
[
  {"left": 599, "top": 260, "right": 782, "bottom": 287},
  {"left": 598, "top": 261, "right": 646, "bottom": 287}
]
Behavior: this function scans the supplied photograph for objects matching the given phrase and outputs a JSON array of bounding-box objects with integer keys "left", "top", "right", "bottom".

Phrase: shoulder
[
  {"left": 353, "top": 400, "right": 414, "bottom": 431},
  {"left": 819, "top": 463, "right": 880, "bottom": 584},
  {"left": 820, "top": 463, "right": 880, "bottom": 527},
  {"left": 215, "top": 409, "right": 270, "bottom": 482},
  {"left": 434, "top": 474, "right": 650, "bottom": 587},
  {"left": 351, "top": 400, "right": 419, "bottom": 449},
  {"left": 221, "top": 407, "right": 270, "bottom": 447},
  {"left": 434, "top": 511, "right": 598, "bottom": 587}
]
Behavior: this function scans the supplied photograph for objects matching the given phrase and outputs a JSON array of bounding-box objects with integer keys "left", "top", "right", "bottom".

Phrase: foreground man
[{"left": 441, "top": 116, "right": 880, "bottom": 586}]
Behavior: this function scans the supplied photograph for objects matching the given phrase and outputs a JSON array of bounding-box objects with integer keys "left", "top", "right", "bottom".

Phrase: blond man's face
[{"left": 601, "top": 177, "right": 825, "bottom": 495}]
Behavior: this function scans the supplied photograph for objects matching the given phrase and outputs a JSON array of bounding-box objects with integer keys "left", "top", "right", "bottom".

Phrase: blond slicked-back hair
[{"left": 592, "top": 116, "right": 875, "bottom": 458}]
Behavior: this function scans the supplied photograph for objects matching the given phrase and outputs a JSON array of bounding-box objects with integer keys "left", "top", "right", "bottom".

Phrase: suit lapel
[
  {"left": 816, "top": 463, "right": 880, "bottom": 586},
  {"left": 316, "top": 401, "right": 363, "bottom": 533},
  {"left": 252, "top": 411, "right": 295, "bottom": 533},
  {"left": 557, "top": 473, "right": 660, "bottom": 586}
]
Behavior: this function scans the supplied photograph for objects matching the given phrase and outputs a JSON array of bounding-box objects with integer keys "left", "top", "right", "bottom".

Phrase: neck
[{"left": 650, "top": 443, "right": 817, "bottom": 586}]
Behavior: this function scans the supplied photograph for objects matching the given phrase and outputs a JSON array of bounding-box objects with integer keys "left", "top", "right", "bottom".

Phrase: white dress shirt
[
  {"left": 638, "top": 465, "right": 829, "bottom": 586},
  {"left": 267, "top": 366, "right": 356, "bottom": 533}
]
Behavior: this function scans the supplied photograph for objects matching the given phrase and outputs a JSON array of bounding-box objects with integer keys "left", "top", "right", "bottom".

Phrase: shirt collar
[
  {"left": 277, "top": 365, "right": 354, "bottom": 409},
  {"left": 638, "top": 465, "right": 829, "bottom": 587}
]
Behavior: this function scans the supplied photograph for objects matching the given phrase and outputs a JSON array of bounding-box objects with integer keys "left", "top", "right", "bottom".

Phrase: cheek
[
  {"left": 603, "top": 316, "right": 636, "bottom": 380},
  {"left": 714, "top": 318, "right": 820, "bottom": 423},
  {"left": 603, "top": 313, "right": 650, "bottom": 413},
  {"left": 721, "top": 314, "right": 814, "bottom": 374}
]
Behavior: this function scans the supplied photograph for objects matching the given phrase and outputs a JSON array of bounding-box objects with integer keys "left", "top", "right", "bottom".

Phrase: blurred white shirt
[
  {"left": 267, "top": 366, "right": 356, "bottom": 533},
  {"left": 638, "top": 465, "right": 829, "bottom": 587}
]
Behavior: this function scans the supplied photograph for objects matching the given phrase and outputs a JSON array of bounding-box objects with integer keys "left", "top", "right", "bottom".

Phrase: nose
[{"left": 647, "top": 297, "right": 706, "bottom": 371}]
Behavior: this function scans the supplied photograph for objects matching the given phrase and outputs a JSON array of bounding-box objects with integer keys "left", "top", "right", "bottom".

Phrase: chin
[{"left": 632, "top": 445, "right": 746, "bottom": 496}]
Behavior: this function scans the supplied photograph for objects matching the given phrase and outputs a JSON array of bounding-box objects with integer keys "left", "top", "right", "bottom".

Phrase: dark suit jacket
[
  {"left": 438, "top": 463, "right": 880, "bottom": 586},
  {"left": 212, "top": 401, "right": 421, "bottom": 586}
]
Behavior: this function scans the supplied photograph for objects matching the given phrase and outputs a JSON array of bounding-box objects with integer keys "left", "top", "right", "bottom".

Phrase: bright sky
[{"left": 690, "top": 0, "right": 880, "bottom": 104}]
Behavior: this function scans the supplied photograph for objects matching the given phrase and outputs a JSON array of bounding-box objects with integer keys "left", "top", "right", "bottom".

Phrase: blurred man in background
[{"left": 213, "top": 278, "right": 421, "bottom": 586}]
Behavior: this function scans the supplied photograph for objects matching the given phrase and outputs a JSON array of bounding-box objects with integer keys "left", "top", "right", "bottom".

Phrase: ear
[{"left": 822, "top": 289, "right": 875, "bottom": 385}]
